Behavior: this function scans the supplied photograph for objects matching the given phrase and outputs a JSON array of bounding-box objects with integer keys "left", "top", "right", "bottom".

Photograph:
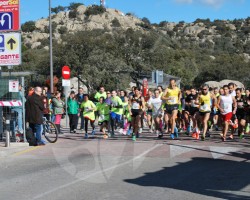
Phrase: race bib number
[
  {"left": 132, "top": 102, "right": 140, "bottom": 109},
  {"left": 200, "top": 104, "right": 210, "bottom": 111},
  {"left": 99, "top": 114, "right": 105, "bottom": 121},
  {"left": 167, "top": 96, "right": 176, "bottom": 104},
  {"left": 84, "top": 107, "right": 89, "bottom": 112}
]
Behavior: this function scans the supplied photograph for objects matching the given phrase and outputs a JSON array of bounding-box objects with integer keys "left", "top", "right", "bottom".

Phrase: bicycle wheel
[{"left": 44, "top": 121, "right": 58, "bottom": 143}]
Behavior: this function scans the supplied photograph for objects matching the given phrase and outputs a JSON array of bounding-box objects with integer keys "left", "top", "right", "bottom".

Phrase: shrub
[
  {"left": 84, "top": 5, "right": 106, "bottom": 17},
  {"left": 69, "top": 9, "right": 77, "bottom": 18},
  {"left": 58, "top": 26, "right": 68, "bottom": 34},
  {"left": 21, "top": 21, "right": 36, "bottom": 32},
  {"left": 111, "top": 18, "right": 121, "bottom": 27},
  {"left": 68, "top": 3, "right": 84, "bottom": 10}
]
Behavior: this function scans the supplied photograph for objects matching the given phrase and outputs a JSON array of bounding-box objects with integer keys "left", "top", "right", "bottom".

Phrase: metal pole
[
  {"left": 49, "top": 0, "right": 54, "bottom": 94},
  {"left": 5, "top": 120, "right": 10, "bottom": 147},
  {"left": 156, "top": 70, "right": 159, "bottom": 87},
  {"left": 21, "top": 77, "right": 26, "bottom": 142}
]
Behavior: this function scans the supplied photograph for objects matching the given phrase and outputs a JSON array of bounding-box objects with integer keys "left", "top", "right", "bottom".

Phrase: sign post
[{"left": 62, "top": 66, "right": 71, "bottom": 128}]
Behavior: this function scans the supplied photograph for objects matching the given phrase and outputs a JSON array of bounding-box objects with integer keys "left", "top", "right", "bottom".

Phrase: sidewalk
[{"left": 0, "top": 141, "right": 30, "bottom": 158}]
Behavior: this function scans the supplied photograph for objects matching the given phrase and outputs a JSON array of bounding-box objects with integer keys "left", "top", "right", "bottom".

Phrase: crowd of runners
[{"left": 59, "top": 79, "right": 250, "bottom": 142}]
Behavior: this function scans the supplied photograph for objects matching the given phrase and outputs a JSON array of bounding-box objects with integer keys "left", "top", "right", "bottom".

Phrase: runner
[
  {"left": 80, "top": 94, "right": 96, "bottom": 139},
  {"left": 94, "top": 86, "right": 107, "bottom": 102},
  {"left": 183, "top": 87, "right": 199, "bottom": 135},
  {"left": 110, "top": 90, "right": 123, "bottom": 137},
  {"left": 217, "top": 85, "right": 237, "bottom": 142},
  {"left": 146, "top": 89, "right": 154, "bottom": 133},
  {"left": 122, "top": 96, "right": 132, "bottom": 135},
  {"left": 196, "top": 84, "right": 217, "bottom": 141},
  {"left": 161, "top": 79, "right": 181, "bottom": 139},
  {"left": 235, "top": 88, "right": 247, "bottom": 139},
  {"left": 148, "top": 89, "right": 163, "bottom": 138},
  {"left": 129, "top": 87, "right": 145, "bottom": 141}
]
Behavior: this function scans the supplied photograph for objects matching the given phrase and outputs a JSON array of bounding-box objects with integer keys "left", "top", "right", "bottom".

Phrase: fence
[{"left": 0, "top": 76, "right": 25, "bottom": 143}]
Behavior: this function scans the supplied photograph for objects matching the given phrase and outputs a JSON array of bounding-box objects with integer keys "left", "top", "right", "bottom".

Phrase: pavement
[{"left": 1, "top": 118, "right": 250, "bottom": 200}]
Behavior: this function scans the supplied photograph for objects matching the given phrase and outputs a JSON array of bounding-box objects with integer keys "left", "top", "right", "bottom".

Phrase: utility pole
[
  {"left": 100, "top": 0, "right": 105, "bottom": 7},
  {"left": 49, "top": 0, "right": 54, "bottom": 94}
]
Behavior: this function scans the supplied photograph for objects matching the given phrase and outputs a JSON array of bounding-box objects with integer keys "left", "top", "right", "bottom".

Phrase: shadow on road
[{"left": 124, "top": 154, "right": 250, "bottom": 200}]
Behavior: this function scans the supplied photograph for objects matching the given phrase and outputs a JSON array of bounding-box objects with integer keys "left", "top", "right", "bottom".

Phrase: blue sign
[
  {"left": 0, "top": 12, "right": 13, "bottom": 31},
  {"left": 0, "top": 35, "right": 4, "bottom": 52}
]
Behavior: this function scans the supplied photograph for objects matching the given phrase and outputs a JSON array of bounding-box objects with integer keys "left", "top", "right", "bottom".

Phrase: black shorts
[
  {"left": 131, "top": 109, "right": 143, "bottom": 117},
  {"left": 165, "top": 104, "right": 179, "bottom": 115},
  {"left": 236, "top": 112, "right": 247, "bottom": 121},
  {"left": 199, "top": 111, "right": 210, "bottom": 116},
  {"left": 189, "top": 107, "right": 199, "bottom": 116}
]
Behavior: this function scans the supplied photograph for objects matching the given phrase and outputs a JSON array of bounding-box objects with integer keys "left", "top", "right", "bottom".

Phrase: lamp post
[{"left": 49, "top": 0, "right": 54, "bottom": 93}]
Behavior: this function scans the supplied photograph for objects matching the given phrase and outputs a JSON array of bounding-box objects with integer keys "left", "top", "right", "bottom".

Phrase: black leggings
[
  {"left": 84, "top": 118, "right": 95, "bottom": 134},
  {"left": 68, "top": 114, "right": 78, "bottom": 131}
]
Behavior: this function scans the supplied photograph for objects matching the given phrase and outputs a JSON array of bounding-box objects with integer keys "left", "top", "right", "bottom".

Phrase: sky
[{"left": 21, "top": 0, "right": 250, "bottom": 24}]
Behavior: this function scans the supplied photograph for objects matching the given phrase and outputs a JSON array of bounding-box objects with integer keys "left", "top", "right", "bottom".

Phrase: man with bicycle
[{"left": 26, "top": 87, "right": 46, "bottom": 146}]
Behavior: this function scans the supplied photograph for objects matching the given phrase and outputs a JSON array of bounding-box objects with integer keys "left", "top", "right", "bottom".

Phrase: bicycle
[{"left": 42, "top": 117, "right": 58, "bottom": 143}]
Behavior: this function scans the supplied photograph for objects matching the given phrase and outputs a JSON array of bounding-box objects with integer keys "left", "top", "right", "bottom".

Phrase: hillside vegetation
[{"left": 20, "top": 3, "right": 250, "bottom": 89}]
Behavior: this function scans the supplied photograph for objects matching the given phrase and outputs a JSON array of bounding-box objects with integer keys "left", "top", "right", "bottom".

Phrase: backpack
[{"left": 25, "top": 128, "right": 37, "bottom": 146}]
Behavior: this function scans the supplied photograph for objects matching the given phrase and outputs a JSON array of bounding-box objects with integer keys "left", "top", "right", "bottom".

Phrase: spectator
[
  {"left": 68, "top": 91, "right": 79, "bottom": 133},
  {"left": 52, "top": 91, "right": 65, "bottom": 134},
  {"left": 25, "top": 87, "right": 45, "bottom": 145},
  {"left": 41, "top": 88, "right": 50, "bottom": 120},
  {"left": 12, "top": 84, "right": 25, "bottom": 134},
  {"left": 75, "top": 87, "right": 86, "bottom": 130}
]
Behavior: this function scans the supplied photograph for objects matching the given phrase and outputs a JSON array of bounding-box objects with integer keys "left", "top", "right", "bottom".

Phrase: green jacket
[
  {"left": 67, "top": 97, "right": 79, "bottom": 114},
  {"left": 52, "top": 97, "right": 64, "bottom": 114}
]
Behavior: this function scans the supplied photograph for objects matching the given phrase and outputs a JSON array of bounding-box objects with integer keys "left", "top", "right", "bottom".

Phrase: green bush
[
  {"left": 21, "top": 21, "right": 36, "bottom": 32},
  {"left": 85, "top": 5, "right": 106, "bottom": 17},
  {"left": 69, "top": 9, "right": 77, "bottom": 18},
  {"left": 111, "top": 18, "right": 121, "bottom": 27},
  {"left": 58, "top": 26, "right": 68, "bottom": 34}
]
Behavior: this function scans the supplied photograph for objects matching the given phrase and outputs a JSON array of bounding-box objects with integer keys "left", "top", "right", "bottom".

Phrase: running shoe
[
  {"left": 84, "top": 133, "right": 89, "bottom": 139},
  {"left": 91, "top": 130, "right": 95, "bottom": 135},
  {"left": 201, "top": 135, "right": 205, "bottom": 141},
  {"left": 127, "top": 129, "right": 131, "bottom": 136},
  {"left": 239, "top": 133, "right": 245, "bottom": 139},
  {"left": 139, "top": 128, "right": 143, "bottom": 134},
  {"left": 170, "top": 133, "right": 175, "bottom": 139},
  {"left": 136, "top": 133, "right": 140, "bottom": 138},
  {"left": 132, "top": 135, "right": 136, "bottom": 141},
  {"left": 158, "top": 132, "right": 163, "bottom": 139},
  {"left": 228, "top": 135, "right": 234, "bottom": 140},
  {"left": 103, "top": 134, "right": 108, "bottom": 139}
]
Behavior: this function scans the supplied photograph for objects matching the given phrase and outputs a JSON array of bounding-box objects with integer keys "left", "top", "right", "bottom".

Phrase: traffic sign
[
  {"left": 62, "top": 65, "right": 71, "bottom": 80},
  {"left": 0, "top": 0, "right": 20, "bottom": 31},
  {"left": 0, "top": 32, "right": 21, "bottom": 66}
]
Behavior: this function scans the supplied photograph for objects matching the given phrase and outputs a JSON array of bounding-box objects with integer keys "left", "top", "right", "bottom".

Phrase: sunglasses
[{"left": 202, "top": 89, "right": 207, "bottom": 91}]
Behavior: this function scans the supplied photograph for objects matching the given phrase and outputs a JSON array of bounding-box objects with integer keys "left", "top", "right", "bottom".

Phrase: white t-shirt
[
  {"left": 148, "top": 97, "right": 162, "bottom": 116},
  {"left": 220, "top": 95, "right": 233, "bottom": 114}
]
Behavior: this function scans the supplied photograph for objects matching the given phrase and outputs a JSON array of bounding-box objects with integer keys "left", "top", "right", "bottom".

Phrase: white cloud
[{"left": 174, "top": 0, "right": 225, "bottom": 8}]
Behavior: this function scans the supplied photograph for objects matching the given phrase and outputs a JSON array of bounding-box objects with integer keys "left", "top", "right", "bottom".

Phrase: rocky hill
[{"left": 20, "top": 4, "right": 250, "bottom": 88}]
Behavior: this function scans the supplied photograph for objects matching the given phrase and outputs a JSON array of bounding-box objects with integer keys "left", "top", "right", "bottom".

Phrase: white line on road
[{"left": 33, "top": 143, "right": 162, "bottom": 199}]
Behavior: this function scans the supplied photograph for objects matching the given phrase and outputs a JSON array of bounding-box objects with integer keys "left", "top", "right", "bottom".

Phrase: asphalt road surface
[{"left": 0, "top": 128, "right": 250, "bottom": 200}]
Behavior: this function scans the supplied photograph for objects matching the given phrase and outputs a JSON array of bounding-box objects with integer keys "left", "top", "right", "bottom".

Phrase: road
[{"left": 0, "top": 127, "right": 250, "bottom": 200}]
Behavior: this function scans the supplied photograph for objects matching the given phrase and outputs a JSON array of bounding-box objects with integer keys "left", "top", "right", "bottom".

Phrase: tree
[
  {"left": 51, "top": 6, "right": 66, "bottom": 14},
  {"left": 68, "top": 2, "right": 84, "bottom": 10},
  {"left": 21, "top": 21, "right": 36, "bottom": 32}
]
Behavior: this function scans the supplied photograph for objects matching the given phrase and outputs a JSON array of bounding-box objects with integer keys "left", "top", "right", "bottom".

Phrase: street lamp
[{"left": 49, "top": 0, "right": 54, "bottom": 93}]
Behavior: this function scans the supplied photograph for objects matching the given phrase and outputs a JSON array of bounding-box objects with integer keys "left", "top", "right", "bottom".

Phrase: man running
[
  {"left": 110, "top": 90, "right": 123, "bottom": 137},
  {"left": 148, "top": 89, "right": 163, "bottom": 138},
  {"left": 161, "top": 79, "right": 181, "bottom": 139},
  {"left": 196, "top": 84, "right": 217, "bottom": 141}
]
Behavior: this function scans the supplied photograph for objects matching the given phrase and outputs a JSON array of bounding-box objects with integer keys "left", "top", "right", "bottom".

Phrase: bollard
[{"left": 5, "top": 120, "right": 10, "bottom": 147}]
